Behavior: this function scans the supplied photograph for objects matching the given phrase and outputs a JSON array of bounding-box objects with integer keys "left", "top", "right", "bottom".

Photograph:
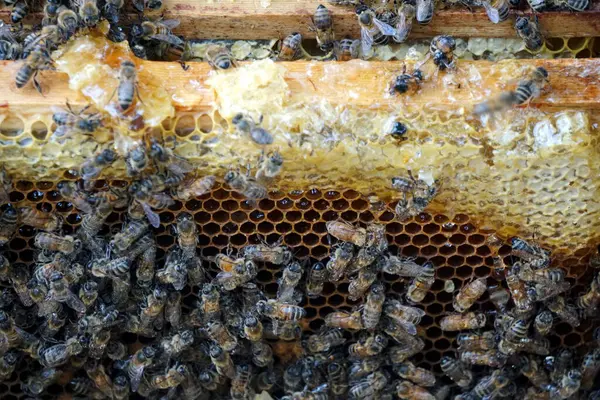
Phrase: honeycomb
[
  {"left": 189, "top": 36, "right": 600, "bottom": 62},
  {"left": 0, "top": 180, "right": 597, "bottom": 399},
  {"left": 1, "top": 32, "right": 599, "bottom": 253}
]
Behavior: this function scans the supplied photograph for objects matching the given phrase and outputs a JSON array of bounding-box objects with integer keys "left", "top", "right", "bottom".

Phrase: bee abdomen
[{"left": 15, "top": 65, "right": 33, "bottom": 88}]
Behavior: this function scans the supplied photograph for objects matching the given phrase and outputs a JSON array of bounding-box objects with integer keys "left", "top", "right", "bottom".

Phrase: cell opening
[
  {"left": 175, "top": 114, "right": 196, "bottom": 136},
  {"left": 0, "top": 116, "right": 24, "bottom": 137}
]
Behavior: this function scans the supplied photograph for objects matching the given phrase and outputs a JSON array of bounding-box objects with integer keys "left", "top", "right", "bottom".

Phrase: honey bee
[
  {"left": 580, "top": 349, "right": 600, "bottom": 390},
  {"left": 460, "top": 350, "right": 505, "bottom": 368},
  {"left": 406, "top": 261, "right": 435, "bottom": 303},
  {"left": 506, "top": 267, "right": 534, "bottom": 314},
  {"left": 69, "top": 376, "right": 106, "bottom": 399},
  {"left": 124, "top": 141, "right": 148, "bottom": 177},
  {"left": 440, "top": 356, "right": 473, "bottom": 388},
  {"left": 348, "top": 333, "right": 388, "bottom": 358},
  {"left": 106, "top": 340, "right": 127, "bottom": 360},
  {"left": 113, "top": 60, "right": 141, "bottom": 112},
  {"left": 349, "top": 357, "right": 383, "bottom": 382},
  {"left": 113, "top": 375, "right": 129, "bottom": 400},
  {"left": 392, "top": 172, "right": 439, "bottom": 220},
  {"left": 46, "top": 271, "right": 86, "bottom": 314},
  {"left": 470, "top": 370, "right": 510, "bottom": 399},
  {"left": 128, "top": 346, "right": 155, "bottom": 393},
  {"left": 159, "top": 330, "right": 194, "bottom": 361},
  {"left": 129, "top": 179, "right": 175, "bottom": 228},
  {"left": 39, "top": 337, "right": 83, "bottom": 367},
  {"left": 334, "top": 37, "right": 359, "bottom": 61},
  {"left": 348, "top": 264, "right": 378, "bottom": 301},
  {"left": 102, "top": 0, "right": 123, "bottom": 23},
  {"left": 210, "top": 344, "right": 235, "bottom": 378},
  {"left": 111, "top": 218, "right": 149, "bottom": 253},
  {"left": 306, "top": 262, "right": 328, "bottom": 298},
  {"left": 215, "top": 258, "right": 257, "bottom": 290},
  {"left": 230, "top": 363, "right": 253, "bottom": 399},
  {"left": 89, "top": 329, "right": 110, "bottom": 359},
  {"left": 206, "top": 44, "right": 236, "bottom": 70},
  {"left": 242, "top": 315, "right": 263, "bottom": 342},
  {"left": 256, "top": 151, "right": 284, "bottom": 186},
  {"left": 0, "top": 350, "right": 17, "bottom": 381},
  {"left": 0, "top": 168, "right": 10, "bottom": 205},
  {"left": 39, "top": 309, "right": 65, "bottom": 339},
  {"left": 242, "top": 242, "right": 292, "bottom": 265},
  {"left": 198, "top": 283, "right": 220, "bottom": 323},
  {"left": 257, "top": 299, "right": 306, "bottom": 321},
  {"left": 349, "top": 370, "right": 388, "bottom": 399},
  {"left": 327, "top": 220, "right": 367, "bottom": 247},
  {"left": 0, "top": 205, "right": 17, "bottom": 245},
  {"left": 10, "top": 0, "right": 29, "bottom": 24},
  {"left": 453, "top": 277, "right": 487, "bottom": 313},
  {"left": 391, "top": 4, "right": 415, "bottom": 43},
  {"left": 550, "top": 370, "right": 582, "bottom": 399},
  {"left": 511, "top": 66, "right": 549, "bottom": 106},
  {"left": 576, "top": 272, "right": 600, "bottom": 314},
  {"left": 306, "top": 328, "right": 346, "bottom": 353},
  {"left": 356, "top": 6, "right": 397, "bottom": 55},
  {"left": 140, "top": 285, "right": 167, "bottom": 327},
  {"left": 327, "top": 362, "right": 348, "bottom": 396},
  {"left": 80, "top": 148, "right": 117, "bottom": 182},
  {"left": 41, "top": 2, "right": 59, "bottom": 26},
  {"left": 206, "top": 320, "right": 238, "bottom": 351},
  {"left": 528, "top": 280, "right": 571, "bottom": 302},
  {"left": 52, "top": 101, "right": 102, "bottom": 139},
  {"left": 325, "top": 310, "right": 364, "bottom": 330},
  {"left": 151, "top": 364, "right": 188, "bottom": 390},
  {"left": 556, "top": 0, "right": 588, "bottom": 11},
  {"left": 440, "top": 312, "right": 486, "bottom": 331},
  {"left": 89, "top": 256, "right": 130, "bottom": 280},
  {"left": 231, "top": 113, "right": 274, "bottom": 145},
  {"left": 278, "top": 32, "right": 304, "bottom": 61},
  {"left": 415, "top": 0, "right": 434, "bottom": 25},
  {"left": 390, "top": 64, "right": 423, "bottom": 95},
  {"left": 396, "top": 380, "right": 435, "bottom": 400},
  {"left": 548, "top": 296, "right": 580, "bottom": 327},
  {"left": 251, "top": 340, "right": 274, "bottom": 367},
  {"left": 395, "top": 361, "right": 436, "bottom": 387},
  {"left": 362, "top": 282, "right": 385, "bottom": 329},
  {"left": 515, "top": 16, "right": 543, "bottom": 52},
  {"left": 157, "top": 249, "right": 188, "bottom": 290},
  {"left": 19, "top": 206, "right": 62, "bottom": 232},
  {"left": 149, "top": 138, "right": 193, "bottom": 176},
  {"left": 383, "top": 299, "right": 425, "bottom": 335},
  {"left": 75, "top": 0, "right": 100, "bottom": 26},
  {"left": 312, "top": 4, "right": 334, "bottom": 51},
  {"left": 22, "top": 367, "right": 62, "bottom": 395},
  {"left": 135, "top": 237, "right": 156, "bottom": 287},
  {"left": 277, "top": 261, "right": 303, "bottom": 304},
  {"left": 225, "top": 170, "right": 268, "bottom": 200},
  {"left": 284, "top": 362, "right": 303, "bottom": 393},
  {"left": 516, "top": 263, "right": 565, "bottom": 284},
  {"left": 58, "top": 181, "right": 97, "bottom": 215},
  {"left": 16, "top": 41, "right": 55, "bottom": 93},
  {"left": 327, "top": 242, "right": 355, "bottom": 282},
  {"left": 488, "top": 284, "right": 510, "bottom": 311},
  {"left": 171, "top": 175, "right": 216, "bottom": 201},
  {"left": 526, "top": 0, "right": 547, "bottom": 11},
  {"left": 457, "top": 331, "right": 497, "bottom": 351}
]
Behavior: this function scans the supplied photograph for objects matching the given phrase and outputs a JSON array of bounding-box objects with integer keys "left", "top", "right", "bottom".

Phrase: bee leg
[
  {"left": 178, "top": 58, "right": 190, "bottom": 71},
  {"left": 32, "top": 71, "right": 43, "bottom": 95},
  {"left": 135, "top": 85, "right": 145, "bottom": 105}
]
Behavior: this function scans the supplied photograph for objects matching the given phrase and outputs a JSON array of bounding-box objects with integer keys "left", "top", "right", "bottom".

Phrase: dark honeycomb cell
[{"left": 4, "top": 179, "right": 596, "bottom": 397}]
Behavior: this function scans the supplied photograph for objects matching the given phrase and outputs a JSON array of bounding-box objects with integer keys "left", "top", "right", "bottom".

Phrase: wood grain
[
  {"left": 0, "top": 58, "right": 599, "bottom": 118},
  {"left": 1, "top": 1, "right": 599, "bottom": 39}
]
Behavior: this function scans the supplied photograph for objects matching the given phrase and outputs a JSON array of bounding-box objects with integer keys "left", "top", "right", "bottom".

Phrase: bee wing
[
  {"left": 393, "top": 12, "right": 412, "bottom": 43},
  {"left": 151, "top": 33, "right": 184, "bottom": 47},
  {"left": 373, "top": 18, "right": 397, "bottom": 36},
  {"left": 160, "top": 19, "right": 181, "bottom": 29},
  {"left": 65, "top": 291, "right": 86, "bottom": 314},
  {"left": 168, "top": 157, "right": 194, "bottom": 175},
  {"left": 130, "top": 365, "right": 145, "bottom": 393},
  {"left": 416, "top": 0, "right": 434, "bottom": 22},
  {"left": 481, "top": 1, "right": 500, "bottom": 24},
  {"left": 360, "top": 27, "right": 374, "bottom": 55},
  {"left": 141, "top": 202, "right": 161, "bottom": 228}
]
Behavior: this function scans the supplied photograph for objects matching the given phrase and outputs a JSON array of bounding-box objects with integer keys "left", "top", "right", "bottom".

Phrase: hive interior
[{"left": 0, "top": 179, "right": 597, "bottom": 399}]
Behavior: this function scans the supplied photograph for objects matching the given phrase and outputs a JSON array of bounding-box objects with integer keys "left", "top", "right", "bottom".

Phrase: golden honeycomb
[{"left": 0, "top": 179, "right": 597, "bottom": 398}]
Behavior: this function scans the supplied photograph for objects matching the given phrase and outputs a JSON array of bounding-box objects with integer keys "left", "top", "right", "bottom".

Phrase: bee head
[{"left": 389, "top": 121, "right": 407, "bottom": 138}]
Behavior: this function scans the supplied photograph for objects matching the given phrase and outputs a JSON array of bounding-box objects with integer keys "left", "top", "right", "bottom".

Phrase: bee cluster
[{"left": 0, "top": 146, "right": 600, "bottom": 399}]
